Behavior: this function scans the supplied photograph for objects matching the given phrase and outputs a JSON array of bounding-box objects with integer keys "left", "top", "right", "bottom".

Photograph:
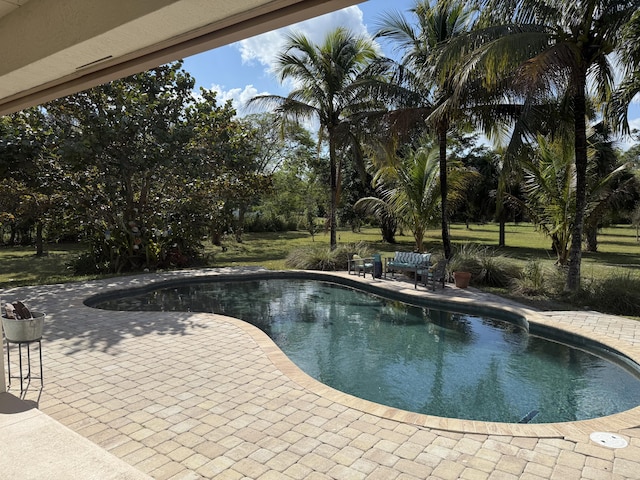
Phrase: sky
[{"left": 181, "top": 0, "right": 640, "bottom": 151}]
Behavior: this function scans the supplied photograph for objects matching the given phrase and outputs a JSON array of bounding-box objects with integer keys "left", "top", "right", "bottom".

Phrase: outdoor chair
[
  {"left": 419, "top": 259, "right": 448, "bottom": 291},
  {"left": 348, "top": 254, "right": 374, "bottom": 278}
]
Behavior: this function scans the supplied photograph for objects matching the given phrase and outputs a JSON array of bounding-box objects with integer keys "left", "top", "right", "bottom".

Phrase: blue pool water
[{"left": 91, "top": 277, "right": 640, "bottom": 424}]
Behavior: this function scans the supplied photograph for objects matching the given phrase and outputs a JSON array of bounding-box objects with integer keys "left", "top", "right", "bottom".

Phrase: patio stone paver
[{"left": 2, "top": 267, "right": 640, "bottom": 479}]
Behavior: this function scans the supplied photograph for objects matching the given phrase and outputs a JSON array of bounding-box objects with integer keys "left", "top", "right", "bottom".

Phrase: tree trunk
[
  {"left": 35, "top": 220, "right": 44, "bottom": 256},
  {"left": 380, "top": 214, "right": 397, "bottom": 244},
  {"left": 499, "top": 220, "right": 506, "bottom": 248},
  {"left": 329, "top": 132, "right": 338, "bottom": 250},
  {"left": 566, "top": 79, "right": 588, "bottom": 292},
  {"left": 438, "top": 127, "right": 451, "bottom": 259},
  {"left": 235, "top": 206, "right": 245, "bottom": 243},
  {"left": 415, "top": 229, "right": 425, "bottom": 253},
  {"left": 584, "top": 224, "right": 598, "bottom": 252}
]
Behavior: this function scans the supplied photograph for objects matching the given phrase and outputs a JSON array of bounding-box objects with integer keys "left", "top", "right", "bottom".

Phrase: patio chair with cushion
[
  {"left": 348, "top": 254, "right": 374, "bottom": 278},
  {"left": 418, "top": 259, "right": 448, "bottom": 291}
]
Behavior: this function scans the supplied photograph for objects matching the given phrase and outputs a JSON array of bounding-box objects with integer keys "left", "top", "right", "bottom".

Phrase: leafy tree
[
  {"left": 242, "top": 113, "right": 316, "bottom": 174},
  {"left": 0, "top": 108, "right": 65, "bottom": 254},
  {"left": 48, "top": 62, "right": 199, "bottom": 272},
  {"left": 189, "top": 90, "right": 272, "bottom": 243},
  {"left": 249, "top": 27, "right": 381, "bottom": 249},
  {"left": 337, "top": 142, "right": 378, "bottom": 233},
  {"left": 240, "top": 113, "right": 321, "bottom": 232},
  {"left": 443, "top": 134, "right": 506, "bottom": 227}
]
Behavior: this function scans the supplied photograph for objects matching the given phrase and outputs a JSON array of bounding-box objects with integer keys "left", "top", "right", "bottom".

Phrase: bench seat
[{"left": 384, "top": 252, "right": 431, "bottom": 288}]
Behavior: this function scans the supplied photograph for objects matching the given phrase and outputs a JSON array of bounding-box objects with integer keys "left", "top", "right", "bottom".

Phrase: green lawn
[
  {"left": 1, "top": 223, "right": 638, "bottom": 289},
  {"left": 0, "top": 243, "right": 93, "bottom": 288},
  {"left": 214, "top": 223, "right": 640, "bottom": 278}
]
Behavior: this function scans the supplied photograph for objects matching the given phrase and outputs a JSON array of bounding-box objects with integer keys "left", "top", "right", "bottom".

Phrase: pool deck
[{"left": 2, "top": 267, "right": 640, "bottom": 479}]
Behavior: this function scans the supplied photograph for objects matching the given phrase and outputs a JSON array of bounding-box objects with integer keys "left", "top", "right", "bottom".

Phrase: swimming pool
[{"left": 89, "top": 276, "right": 640, "bottom": 424}]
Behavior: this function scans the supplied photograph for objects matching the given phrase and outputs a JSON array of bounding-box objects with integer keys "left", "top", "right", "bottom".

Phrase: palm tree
[
  {"left": 460, "top": 0, "right": 640, "bottom": 290},
  {"left": 248, "top": 28, "right": 380, "bottom": 249},
  {"left": 356, "top": 144, "right": 441, "bottom": 252},
  {"left": 583, "top": 122, "right": 633, "bottom": 252},
  {"left": 514, "top": 135, "right": 629, "bottom": 265},
  {"left": 608, "top": 9, "right": 640, "bottom": 132},
  {"left": 374, "top": 0, "right": 477, "bottom": 260},
  {"left": 517, "top": 138, "right": 578, "bottom": 265},
  {"left": 356, "top": 140, "right": 473, "bottom": 252}
]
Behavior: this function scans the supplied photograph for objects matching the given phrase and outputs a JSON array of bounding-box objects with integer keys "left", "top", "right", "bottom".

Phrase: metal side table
[{"left": 6, "top": 337, "right": 43, "bottom": 393}]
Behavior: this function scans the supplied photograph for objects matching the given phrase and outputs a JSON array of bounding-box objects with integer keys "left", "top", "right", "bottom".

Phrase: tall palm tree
[
  {"left": 248, "top": 28, "right": 380, "bottom": 249},
  {"left": 375, "top": 0, "right": 477, "bottom": 260},
  {"left": 460, "top": 0, "right": 640, "bottom": 290}
]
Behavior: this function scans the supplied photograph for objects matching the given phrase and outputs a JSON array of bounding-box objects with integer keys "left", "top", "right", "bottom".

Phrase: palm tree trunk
[
  {"left": 584, "top": 223, "right": 598, "bottom": 252},
  {"left": 329, "top": 132, "right": 338, "bottom": 250},
  {"left": 438, "top": 128, "right": 452, "bottom": 259},
  {"left": 567, "top": 79, "right": 588, "bottom": 292},
  {"left": 381, "top": 214, "right": 397, "bottom": 244}
]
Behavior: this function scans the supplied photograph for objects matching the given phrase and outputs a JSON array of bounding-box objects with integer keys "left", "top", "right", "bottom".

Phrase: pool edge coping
[{"left": 83, "top": 267, "right": 640, "bottom": 442}]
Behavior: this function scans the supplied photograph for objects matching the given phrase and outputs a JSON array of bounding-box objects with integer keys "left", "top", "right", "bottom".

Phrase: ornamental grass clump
[
  {"left": 285, "top": 242, "right": 370, "bottom": 271},
  {"left": 582, "top": 271, "right": 640, "bottom": 317},
  {"left": 512, "top": 260, "right": 565, "bottom": 296}
]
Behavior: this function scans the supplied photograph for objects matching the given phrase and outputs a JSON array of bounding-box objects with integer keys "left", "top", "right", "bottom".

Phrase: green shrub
[
  {"left": 514, "top": 260, "right": 546, "bottom": 295},
  {"left": 69, "top": 251, "right": 110, "bottom": 275},
  {"left": 581, "top": 271, "right": 640, "bottom": 317},
  {"left": 477, "top": 254, "right": 521, "bottom": 287},
  {"left": 511, "top": 261, "right": 564, "bottom": 296},
  {"left": 285, "top": 242, "right": 370, "bottom": 271},
  {"left": 244, "top": 214, "right": 298, "bottom": 233}
]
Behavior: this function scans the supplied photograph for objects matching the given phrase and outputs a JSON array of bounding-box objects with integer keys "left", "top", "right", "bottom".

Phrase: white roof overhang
[{"left": 0, "top": 0, "right": 362, "bottom": 115}]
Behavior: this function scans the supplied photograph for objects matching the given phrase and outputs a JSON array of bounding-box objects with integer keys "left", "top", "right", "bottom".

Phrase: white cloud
[
  {"left": 236, "top": 6, "right": 373, "bottom": 78},
  {"left": 616, "top": 116, "right": 640, "bottom": 151},
  {"left": 206, "top": 83, "right": 270, "bottom": 116}
]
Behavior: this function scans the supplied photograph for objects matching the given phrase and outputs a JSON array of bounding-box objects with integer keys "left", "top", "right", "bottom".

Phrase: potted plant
[
  {"left": 452, "top": 271, "right": 472, "bottom": 289},
  {"left": 2, "top": 301, "right": 45, "bottom": 342},
  {"left": 447, "top": 244, "right": 482, "bottom": 289}
]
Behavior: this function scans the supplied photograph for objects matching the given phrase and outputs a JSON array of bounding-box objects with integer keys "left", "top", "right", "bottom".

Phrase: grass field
[
  {"left": 1, "top": 222, "right": 639, "bottom": 289},
  {"left": 214, "top": 223, "right": 640, "bottom": 277}
]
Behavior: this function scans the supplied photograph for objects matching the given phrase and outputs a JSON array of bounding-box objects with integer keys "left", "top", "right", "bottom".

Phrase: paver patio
[{"left": 2, "top": 267, "right": 640, "bottom": 479}]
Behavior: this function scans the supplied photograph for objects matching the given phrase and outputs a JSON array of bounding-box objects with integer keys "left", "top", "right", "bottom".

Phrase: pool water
[{"left": 94, "top": 278, "right": 640, "bottom": 424}]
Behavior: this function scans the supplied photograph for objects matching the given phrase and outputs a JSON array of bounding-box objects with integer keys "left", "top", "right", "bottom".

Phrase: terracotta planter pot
[
  {"left": 453, "top": 271, "right": 471, "bottom": 289},
  {"left": 2, "top": 312, "right": 45, "bottom": 342}
]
